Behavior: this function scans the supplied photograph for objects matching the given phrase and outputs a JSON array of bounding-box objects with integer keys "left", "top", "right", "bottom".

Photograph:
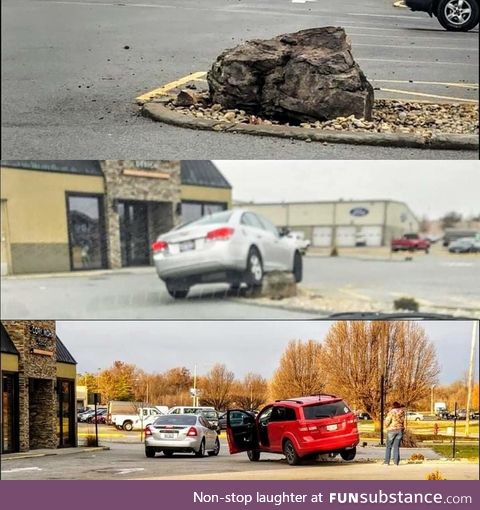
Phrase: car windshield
[
  {"left": 177, "top": 210, "right": 233, "bottom": 230},
  {"left": 201, "top": 411, "right": 217, "bottom": 420},
  {"left": 303, "top": 401, "right": 350, "bottom": 419},
  {"left": 153, "top": 415, "right": 197, "bottom": 426}
]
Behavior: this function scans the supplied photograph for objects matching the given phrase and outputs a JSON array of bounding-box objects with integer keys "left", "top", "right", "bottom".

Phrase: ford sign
[{"left": 350, "top": 207, "right": 369, "bottom": 217}]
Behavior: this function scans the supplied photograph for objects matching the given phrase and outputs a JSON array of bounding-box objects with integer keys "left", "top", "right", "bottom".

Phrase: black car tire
[
  {"left": 293, "top": 251, "right": 303, "bottom": 283},
  {"left": 195, "top": 439, "right": 205, "bottom": 457},
  {"left": 163, "top": 450, "right": 174, "bottom": 457},
  {"left": 247, "top": 449, "right": 261, "bottom": 461},
  {"left": 245, "top": 247, "right": 264, "bottom": 288},
  {"left": 208, "top": 438, "right": 221, "bottom": 457},
  {"left": 123, "top": 420, "right": 133, "bottom": 431},
  {"left": 437, "top": 0, "right": 479, "bottom": 31},
  {"left": 165, "top": 281, "right": 190, "bottom": 299},
  {"left": 145, "top": 446, "right": 156, "bottom": 458},
  {"left": 340, "top": 447, "right": 356, "bottom": 461},
  {"left": 283, "top": 439, "right": 301, "bottom": 466}
]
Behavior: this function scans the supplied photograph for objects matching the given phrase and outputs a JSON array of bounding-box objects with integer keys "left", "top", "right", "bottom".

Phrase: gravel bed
[{"left": 162, "top": 92, "right": 479, "bottom": 136}]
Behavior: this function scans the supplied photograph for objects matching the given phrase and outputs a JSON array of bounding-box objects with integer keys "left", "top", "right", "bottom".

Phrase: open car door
[{"left": 226, "top": 410, "right": 259, "bottom": 454}]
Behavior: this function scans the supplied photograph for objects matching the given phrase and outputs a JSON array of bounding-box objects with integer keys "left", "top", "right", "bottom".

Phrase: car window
[
  {"left": 170, "top": 408, "right": 179, "bottom": 414},
  {"left": 257, "top": 215, "right": 280, "bottom": 238},
  {"left": 270, "top": 406, "right": 297, "bottom": 422},
  {"left": 241, "top": 212, "right": 265, "bottom": 230},
  {"left": 198, "top": 416, "right": 208, "bottom": 428},
  {"left": 202, "top": 411, "right": 218, "bottom": 420},
  {"left": 153, "top": 415, "right": 197, "bottom": 426},
  {"left": 258, "top": 406, "right": 273, "bottom": 424},
  {"left": 303, "top": 401, "right": 350, "bottom": 420},
  {"left": 187, "top": 210, "right": 233, "bottom": 226}
]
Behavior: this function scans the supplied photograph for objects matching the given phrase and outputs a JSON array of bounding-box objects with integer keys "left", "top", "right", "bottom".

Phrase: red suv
[{"left": 226, "top": 395, "right": 359, "bottom": 465}]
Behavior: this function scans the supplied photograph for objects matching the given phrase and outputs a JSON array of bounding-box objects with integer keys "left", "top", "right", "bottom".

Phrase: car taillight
[
  {"left": 152, "top": 240, "right": 168, "bottom": 252},
  {"left": 347, "top": 416, "right": 358, "bottom": 425},
  {"left": 206, "top": 227, "right": 234, "bottom": 241},
  {"left": 145, "top": 426, "right": 153, "bottom": 436},
  {"left": 187, "top": 426, "right": 198, "bottom": 437}
]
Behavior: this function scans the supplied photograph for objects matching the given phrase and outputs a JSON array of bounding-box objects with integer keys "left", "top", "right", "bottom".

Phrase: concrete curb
[
  {"left": 1, "top": 446, "right": 110, "bottom": 461},
  {"left": 142, "top": 103, "right": 479, "bottom": 151},
  {"left": 1, "top": 266, "right": 156, "bottom": 281}
]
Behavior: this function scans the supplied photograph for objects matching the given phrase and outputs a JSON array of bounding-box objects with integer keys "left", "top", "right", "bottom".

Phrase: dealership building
[
  {"left": 1, "top": 321, "right": 77, "bottom": 454},
  {"left": 243, "top": 200, "right": 419, "bottom": 247},
  {"left": 1, "top": 160, "right": 231, "bottom": 275}
]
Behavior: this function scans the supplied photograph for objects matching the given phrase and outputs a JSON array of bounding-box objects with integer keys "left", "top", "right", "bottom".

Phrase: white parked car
[
  {"left": 285, "top": 231, "right": 311, "bottom": 254},
  {"left": 152, "top": 209, "right": 303, "bottom": 298},
  {"left": 406, "top": 411, "right": 424, "bottom": 421}
]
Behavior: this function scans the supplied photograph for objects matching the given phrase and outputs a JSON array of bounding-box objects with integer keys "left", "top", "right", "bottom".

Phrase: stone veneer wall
[
  {"left": 2, "top": 321, "right": 58, "bottom": 451},
  {"left": 101, "top": 161, "right": 182, "bottom": 269}
]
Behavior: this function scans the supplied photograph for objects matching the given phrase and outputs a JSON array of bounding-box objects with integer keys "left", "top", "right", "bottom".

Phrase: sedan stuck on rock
[{"left": 152, "top": 209, "right": 303, "bottom": 298}]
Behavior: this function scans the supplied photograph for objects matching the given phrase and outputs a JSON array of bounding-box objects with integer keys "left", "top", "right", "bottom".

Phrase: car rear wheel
[
  {"left": 340, "top": 447, "right": 356, "bottom": 461},
  {"left": 283, "top": 440, "right": 301, "bottom": 466},
  {"left": 247, "top": 449, "right": 261, "bottom": 461},
  {"left": 208, "top": 438, "right": 220, "bottom": 457},
  {"left": 195, "top": 439, "right": 205, "bottom": 457},
  {"left": 437, "top": 0, "right": 479, "bottom": 31},
  {"left": 123, "top": 421, "right": 133, "bottom": 431},
  {"left": 145, "top": 446, "right": 156, "bottom": 458},
  {"left": 293, "top": 251, "right": 303, "bottom": 283},
  {"left": 163, "top": 450, "right": 174, "bottom": 457},
  {"left": 245, "top": 247, "right": 263, "bottom": 288}
]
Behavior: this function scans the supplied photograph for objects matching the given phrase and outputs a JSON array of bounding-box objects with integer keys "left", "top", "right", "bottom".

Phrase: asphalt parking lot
[
  {"left": 2, "top": 0, "right": 478, "bottom": 159},
  {"left": 1, "top": 248, "right": 478, "bottom": 319}
]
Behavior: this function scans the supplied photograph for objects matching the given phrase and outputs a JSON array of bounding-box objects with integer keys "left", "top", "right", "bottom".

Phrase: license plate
[
  {"left": 162, "top": 432, "right": 175, "bottom": 439},
  {"left": 179, "top": 240, "right": 195, "bottom": 252},
  {"left": 326, "top": 424, "right": 338, "bottom": 431}
]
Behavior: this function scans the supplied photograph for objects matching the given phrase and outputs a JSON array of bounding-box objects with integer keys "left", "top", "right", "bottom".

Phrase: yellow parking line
[
  {"left": 379, "top": 87, "right": 478, "bottom": 103},
  {"left": 372, "top": 79, "right": 478, "bottom": 89},
  {"left": 136, "top": 71, "right": 207, "bottom": 105}
]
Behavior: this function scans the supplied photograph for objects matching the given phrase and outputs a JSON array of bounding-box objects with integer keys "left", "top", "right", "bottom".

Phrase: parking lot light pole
[
  {"left": 380, "top": 374, "right": 385, "bottom": 446},
  {"left": 431, "top": 385, "right": 436, "bottom": 415},
  {"left": 465, "top": 320, "right": 478, "bottom": 438}
]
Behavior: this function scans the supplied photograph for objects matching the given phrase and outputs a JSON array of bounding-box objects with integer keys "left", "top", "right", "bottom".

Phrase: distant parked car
[
  {"left": 145, "top": 414, "right": 220, "bottom": 458},
  {"left": 471, "top": 411, "right": 479, "bottom": 420},
  {"left": 391, "top": 233, "right": 430, "bottom": 253},
  {"left": 285, "top": 231, "right": 311, "bottom": 255},
  {"left": 448, "top": 237, "right": 480, "bottom": 253},
  {"left": 356, "top": 411, "right": 372, "bottom": 421},
  {"left": 406, "top": 411, "right": 424, "bottom": 421},
  {"left": 152, "top": 209, "right": 303, "bottom": 299},
  {"left": 405, "top": 0, "right": 479, "bottom": 31}
]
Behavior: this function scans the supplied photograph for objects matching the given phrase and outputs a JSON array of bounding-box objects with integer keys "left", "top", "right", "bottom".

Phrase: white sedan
[{"left": 152, "top": 209, "right": 303, "bottom": 298}]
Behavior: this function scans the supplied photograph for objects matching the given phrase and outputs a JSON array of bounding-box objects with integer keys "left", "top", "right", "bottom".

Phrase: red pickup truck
[{"left": 391, "top": 234, "right": 430, "bottom": 253}]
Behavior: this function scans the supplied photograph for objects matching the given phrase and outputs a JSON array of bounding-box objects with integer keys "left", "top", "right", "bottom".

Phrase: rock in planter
[
  {"left": 208, "top": 27, "right": 374, "bottom": 123},
  {"left": 246, "top": 271, "right": 297, "bottom": 300}
]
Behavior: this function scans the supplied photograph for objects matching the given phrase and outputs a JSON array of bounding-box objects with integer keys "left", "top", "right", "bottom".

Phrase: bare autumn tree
[
  {"left": 198, "top": 364, "right": 235, "bottom": 410},
  {"left": 231, "top": 373, "right": 269, "bottom": 410},
  {"left": 270, "top": 339, "right": 325, "bottom": 400},
  {"left": 320, "top": 322, "right": 439, "bottom": 421}
]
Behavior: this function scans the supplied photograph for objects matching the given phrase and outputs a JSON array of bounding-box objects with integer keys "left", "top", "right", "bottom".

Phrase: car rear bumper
[
  {"left": 405, "top": 0, "right": 433, "bottom": 14},
  {"left": 153, "top": 241, "right": 246, "bottom": 280},
  {"left": 296, "top": 431, "right": 360, "bottom": 457},
  {"left": 145, "top": 437, "right": 201, "bottom": 451}
]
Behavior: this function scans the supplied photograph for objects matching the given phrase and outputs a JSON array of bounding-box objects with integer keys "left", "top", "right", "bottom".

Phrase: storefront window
[
  {"left": 67, "top": 194, "right": 107, "bottom": 270},
  {"left": 57, "top": 379, "right": 75, "bottom": 448},
  {"left": 1, "top": 373, "right": 18, "bottom": 453}
]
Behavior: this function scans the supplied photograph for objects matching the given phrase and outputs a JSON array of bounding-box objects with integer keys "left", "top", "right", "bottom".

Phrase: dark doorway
[
  {"left": 66, "top": 193, "right": 107, "bottom": 270},
  {"left": 1, "top": 373, "right": 19, "bottom": 453},
  {"left": 57, "top": 379, "right": 76, "bottom": 448},
  {"left": 119, "top": 201, "right": 150, "bottom": 266}
]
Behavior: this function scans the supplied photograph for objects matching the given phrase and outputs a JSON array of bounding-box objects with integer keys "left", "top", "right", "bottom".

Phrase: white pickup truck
[{"left": 111, "top": 407, "right": 161, "bottom": 431}]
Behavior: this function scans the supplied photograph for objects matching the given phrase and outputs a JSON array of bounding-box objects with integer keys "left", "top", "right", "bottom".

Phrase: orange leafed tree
[
  {"left": 198, "top": 364, "right": 235, "bottom": 410},
  {"left": 231, "top": 373, "right": 269, "bottom": 410},
  {"left": 270, "top": 339, "right": 325, "bottom": 400},
  {"left": 320, "top": 321, "right": 440, "bottom": 421}
]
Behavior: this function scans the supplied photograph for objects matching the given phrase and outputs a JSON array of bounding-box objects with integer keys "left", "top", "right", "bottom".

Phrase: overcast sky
[
  {"left": 57, "top": 320, "right": 477, "bottom": 385},
  {"left": 213, "top": 161, "right": 480, "bottom": 219}
]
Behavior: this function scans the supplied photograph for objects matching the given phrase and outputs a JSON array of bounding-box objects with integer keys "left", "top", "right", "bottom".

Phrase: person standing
[{"left": 384, "top": 401, "right": 406, "bottom": 466}]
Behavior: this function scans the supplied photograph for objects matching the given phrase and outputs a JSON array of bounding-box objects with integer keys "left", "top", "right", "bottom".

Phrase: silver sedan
[
  {"left": 145, "top": 414, "right": 220, "bottom": 458},
  {"left": 152, "top": 209, "right": 303, "bottom": 298}
]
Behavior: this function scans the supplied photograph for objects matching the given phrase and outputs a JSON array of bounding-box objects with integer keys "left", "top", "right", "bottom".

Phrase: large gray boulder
[{"left": 208, "top": 27, "right": 374, "bottom": 122}]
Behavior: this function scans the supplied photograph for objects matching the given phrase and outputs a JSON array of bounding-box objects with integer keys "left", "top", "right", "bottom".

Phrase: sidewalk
[
  {"left": 1, "top": 266, "right": 156, "bottom": 281},
  {"left": 1, "top": 446, "right": 109, "bottom": 461}
]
